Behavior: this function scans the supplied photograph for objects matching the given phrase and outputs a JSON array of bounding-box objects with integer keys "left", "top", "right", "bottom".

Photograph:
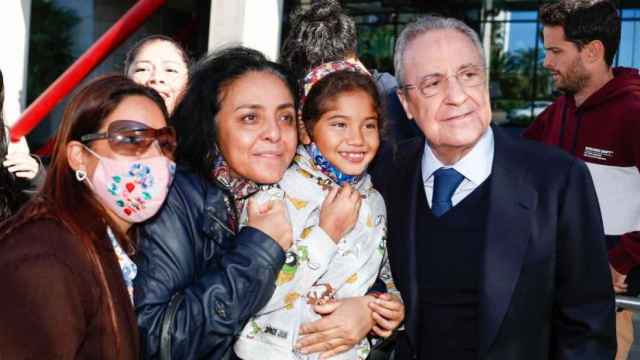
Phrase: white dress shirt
[{"left": 422, "top": 127, "right": 495, "bottom": 208}]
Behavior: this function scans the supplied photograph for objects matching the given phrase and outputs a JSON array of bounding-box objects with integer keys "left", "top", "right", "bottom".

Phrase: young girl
[{"left": 234, "top": 61, "right": 403, "bottom": 360}]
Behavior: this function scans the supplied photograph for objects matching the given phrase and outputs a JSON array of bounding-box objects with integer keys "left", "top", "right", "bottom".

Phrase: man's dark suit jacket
[{"left": 371, "top": 125, "right": 616, "bottom": 360}]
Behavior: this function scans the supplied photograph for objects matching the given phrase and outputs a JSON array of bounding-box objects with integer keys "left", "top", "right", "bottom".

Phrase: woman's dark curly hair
[
  {"left": 171, "top": 46, "right": 299, "bottom": 178},
  {"left": 281, "top": 0, "right": 357, "bottom": 79}
]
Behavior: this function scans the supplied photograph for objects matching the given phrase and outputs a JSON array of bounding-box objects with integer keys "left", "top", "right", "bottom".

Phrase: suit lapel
[
  {"left": 386, "top": 138, "right": 424, "bottom": 349},
  {"left": 479, "top": 127, "right": 537, "bottom": 356}
]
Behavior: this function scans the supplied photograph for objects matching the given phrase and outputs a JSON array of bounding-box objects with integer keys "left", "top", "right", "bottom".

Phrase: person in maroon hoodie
[{"left": 524, "top": 1, "right": 640, "bottom": 357}]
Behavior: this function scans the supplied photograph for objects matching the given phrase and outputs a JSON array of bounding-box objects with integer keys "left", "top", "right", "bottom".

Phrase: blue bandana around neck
[{"left": 305, "top": 143, "right": 362, "bottom": 186}]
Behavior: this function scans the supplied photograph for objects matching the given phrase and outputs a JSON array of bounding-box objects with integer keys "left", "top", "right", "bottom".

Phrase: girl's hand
[
  {"left": 247, "top": 198, "right": 293, "bottom": 251},
  {"left": 3, "top": 153, "right": 39, "bottom": 180},
  {"left": 368, "top": 293, "right": 405, "bottom": 338},
  {"left": 319, "top": 184, "right": 361, "bottom": 243}
]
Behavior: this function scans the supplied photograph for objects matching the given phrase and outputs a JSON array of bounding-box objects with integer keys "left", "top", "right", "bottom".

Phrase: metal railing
[{"left": 617, "top": 296, "right": 640, "bottom": 312}]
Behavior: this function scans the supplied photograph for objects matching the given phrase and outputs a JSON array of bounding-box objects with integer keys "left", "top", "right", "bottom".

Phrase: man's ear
[
  {"left": 584, "top": 40, "right": 605, "bottom": 65},
  {"left": 298, "top": 120, "right": 312, "bottom": 145},
  {"left": 397, "top": 89, "right": 415, "bottom": 121},
  {"left": 67, "top": 140, "right": 87, "bottom": 172}
]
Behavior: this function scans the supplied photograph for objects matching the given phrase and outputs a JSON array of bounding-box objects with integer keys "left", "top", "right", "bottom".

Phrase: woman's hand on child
[
  {"left": 3, "top": 153, "right": 39, "bottom": 180},
  {"left": 368, "top": 293, "right": 405, "bottom": 338},
  {"left": 319, "top": 184, "right": 361, "bottom": 243},
  {"left": 247, "top": 198, "right": 293, "bottom": 251},
  {"left": 296, "top": 296, "right": 374, "bottom": 359}
]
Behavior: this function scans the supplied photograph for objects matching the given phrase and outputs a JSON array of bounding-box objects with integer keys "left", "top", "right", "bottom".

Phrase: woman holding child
[
  {"left": 233, "top": 61, "right": 403, "bottom": 360},
  {"left": 134, "top": 46, "right": 403, "bottom": 360},
  {"left": 134, "top": 47, "right": 296, "bottom": 359}
]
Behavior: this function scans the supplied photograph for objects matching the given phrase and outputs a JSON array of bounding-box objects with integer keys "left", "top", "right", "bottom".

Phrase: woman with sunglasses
[
  {"left": 0, "top": 75, "right": 176, "bottom": 359},
  {"left": 125, "top": 35, "right": 190, "bottom": 114},
  {"left": 134, "top": 47, "right": 296, "bottom": 360}
]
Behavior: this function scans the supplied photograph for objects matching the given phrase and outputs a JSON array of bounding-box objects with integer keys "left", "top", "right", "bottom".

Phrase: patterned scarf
[
  {"left": 211, "top": 155, "right": 259, "bottom": 232},
  {"left": 107, "top": 227, "right": 137, "bottom": 304},
  {"left": 304, "top": 142, "right": 362, "bottom": 186}
]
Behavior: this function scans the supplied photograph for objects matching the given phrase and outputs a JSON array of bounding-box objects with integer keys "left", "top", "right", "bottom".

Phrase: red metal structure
[{"left": 10, "top": 0, "right": 166, "bottom": 143}]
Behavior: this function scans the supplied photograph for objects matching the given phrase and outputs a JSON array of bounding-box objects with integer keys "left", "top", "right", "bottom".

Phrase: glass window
[
  {"left": 509, "top": 10, "right": 537, "bottom": 21},
  {"left": 483, "top": 9, "right": 548, "bottom": 127},
  {"left": 618, "top": 10, "right": 640, "bottom": 68}
]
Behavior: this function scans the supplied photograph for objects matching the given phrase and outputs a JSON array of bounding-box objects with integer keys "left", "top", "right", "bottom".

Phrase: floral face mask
[{"left": 82, "top": 146, "right": 176, "bottom": 223}]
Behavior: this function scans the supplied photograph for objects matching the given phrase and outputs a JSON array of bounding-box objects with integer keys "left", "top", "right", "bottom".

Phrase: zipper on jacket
[{"left": 207, "top": 207, "right": 235, "bottom": 236}]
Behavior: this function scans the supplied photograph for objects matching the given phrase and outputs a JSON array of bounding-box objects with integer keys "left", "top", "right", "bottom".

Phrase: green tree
[
  {"left": 490, "top": 47, "right": 528, "bottom": 104},
  {"left": 509, "top": 47, "right": 553, "bottom": 99},
  {"left": 27, "top": 0, "right": 79, "bottom": 104}
]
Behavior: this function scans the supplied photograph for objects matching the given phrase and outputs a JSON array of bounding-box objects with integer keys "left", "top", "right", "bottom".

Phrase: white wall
[
  {"left": 208, "top": 0, "right": 283, "bottom": 61},
  {"left": 0, "top": 0, "right": 31, "bottom": 126}
]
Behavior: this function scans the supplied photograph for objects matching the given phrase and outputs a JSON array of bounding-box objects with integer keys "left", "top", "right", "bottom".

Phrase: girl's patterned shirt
[
  {"left": 107, "top": 227, "right": 137, "bottom": 304},
  {"left": 234, "top": 145, "right": 399, "bottom": 360}
]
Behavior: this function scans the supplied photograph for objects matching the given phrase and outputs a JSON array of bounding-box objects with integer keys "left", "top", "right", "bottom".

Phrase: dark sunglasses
[{"left": 80, "top": 120, "right": 176, "bottom": 158}]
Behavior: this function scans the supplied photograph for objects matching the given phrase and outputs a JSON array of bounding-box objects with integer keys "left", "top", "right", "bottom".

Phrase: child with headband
[{"left": 234, "top": 61, "right": 403, "bottom": 360}]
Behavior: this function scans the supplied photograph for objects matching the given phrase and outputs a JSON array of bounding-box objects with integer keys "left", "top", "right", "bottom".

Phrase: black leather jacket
[{"left": 134, "top": 168, "right": 286, "bottom": 359}]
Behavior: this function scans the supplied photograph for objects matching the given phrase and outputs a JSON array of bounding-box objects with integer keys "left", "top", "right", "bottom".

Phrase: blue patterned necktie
[{"left": 431, "top": 167, "right": 465, "bottom": 217}]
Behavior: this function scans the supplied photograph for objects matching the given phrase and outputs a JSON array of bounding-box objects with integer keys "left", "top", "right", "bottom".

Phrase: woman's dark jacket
[
  {"left": 134, "top": 167, "right": 286, "bottom": 359},
  {"left": 0, "top": 218, "right": 140, "bottom": 359}
]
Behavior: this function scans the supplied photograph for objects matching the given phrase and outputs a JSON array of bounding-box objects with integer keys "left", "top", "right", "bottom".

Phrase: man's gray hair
[{"left": 394, "top": 15, "right": 485, "bottom": 88}]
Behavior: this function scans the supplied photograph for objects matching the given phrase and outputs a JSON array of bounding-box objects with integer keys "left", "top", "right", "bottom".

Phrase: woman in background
[{"left": 124, "top": 35, "right": 190, "bottom": 114}]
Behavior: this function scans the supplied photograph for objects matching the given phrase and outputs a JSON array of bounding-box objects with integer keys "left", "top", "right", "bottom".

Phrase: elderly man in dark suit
[{"left": 372, "top": 15, "right": 615, "bottom": 360}]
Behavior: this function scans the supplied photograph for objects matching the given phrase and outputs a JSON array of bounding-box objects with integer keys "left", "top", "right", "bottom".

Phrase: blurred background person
[
  {"left": 0, "top": 75, "right": 176, "bottom": 359},
  {"left": 0, "top": 68, "right": 46, "bottom": 221},
  {"left": 280, "top": 0, "right": 419, "bottom": 144},
  {"left": 124, "top": 35, "right": 190, "bottom": 115},
  {"left": 524, "top": 1, "right": 640, "bottom": 358}
]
